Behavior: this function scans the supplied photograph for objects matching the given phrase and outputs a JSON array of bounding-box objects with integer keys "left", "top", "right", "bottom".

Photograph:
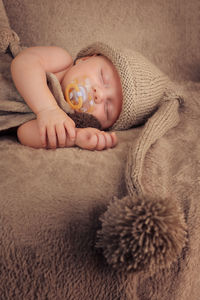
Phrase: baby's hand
[
  {"left": 36, "top": 107, "right": 76, "bottom": 148},
  {"left": 75, "top": 128, "right": 118, "bottom": 150}
]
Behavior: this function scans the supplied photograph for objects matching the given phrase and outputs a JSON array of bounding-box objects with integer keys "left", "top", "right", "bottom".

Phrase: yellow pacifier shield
[{"left": 65, "top": 77, "right": 95, "bottom": 113}]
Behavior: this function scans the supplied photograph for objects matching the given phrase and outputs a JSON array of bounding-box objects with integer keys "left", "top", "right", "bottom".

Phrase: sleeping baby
[
  {"left": 11, "top": 41, "right": 178, "bottom": 152},
  {"left": 11, "top": 44, "right": 122, "bottom": 150}
]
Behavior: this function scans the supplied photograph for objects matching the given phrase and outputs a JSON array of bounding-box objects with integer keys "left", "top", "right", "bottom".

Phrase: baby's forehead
[
  {"left": 92, "top": 55, "right": 116, "bottom": 73},
  {"left": 74, "top": 53, "right": 118, "bottom": 79}
]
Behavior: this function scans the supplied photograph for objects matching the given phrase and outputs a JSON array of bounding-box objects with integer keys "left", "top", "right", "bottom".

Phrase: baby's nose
[{"left": 93, "top": 86, "right": 104, "bottom": 104}]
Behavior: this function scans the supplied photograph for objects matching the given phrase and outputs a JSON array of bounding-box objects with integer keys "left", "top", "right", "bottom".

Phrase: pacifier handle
[{"left": 65, "top": 83, "right": 83, "bottom": 110}]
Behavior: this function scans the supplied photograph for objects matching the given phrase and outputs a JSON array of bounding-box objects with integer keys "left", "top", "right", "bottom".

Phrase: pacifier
[{"left": 65, "top": 77, "right": 95, "bottom": 113}]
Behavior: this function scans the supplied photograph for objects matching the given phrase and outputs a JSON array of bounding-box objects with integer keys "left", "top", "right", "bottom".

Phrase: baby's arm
[
  {"left": 11, "top": 46, "right": 75, "bottom": 148},
  {"left": 17, "top": 119, "right": 117, "bottom": 150}
]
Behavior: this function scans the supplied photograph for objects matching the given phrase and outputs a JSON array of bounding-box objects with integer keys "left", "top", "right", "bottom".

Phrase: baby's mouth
[{"left": 65, "top": 77, "right": 95, "bottom": 113}]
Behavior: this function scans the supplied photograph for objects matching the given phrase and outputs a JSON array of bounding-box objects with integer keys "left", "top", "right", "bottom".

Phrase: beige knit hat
[
  {"left": 76, "top": 42, "right": 181, "bottom": 129},
  {"left": 76, "top": 42, "right": 183, "bottom": 194},
  {"left": 76, "top": 42, "right": 187, "bottom": 273}
]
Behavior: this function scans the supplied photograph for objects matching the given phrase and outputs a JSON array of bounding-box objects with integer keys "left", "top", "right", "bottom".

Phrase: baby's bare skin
[
  {"left": 11, "top": 46, "right": 122, "bottom": 150},
  {"left": 17, "top": 119, "right": 117, "bottom": 150}
]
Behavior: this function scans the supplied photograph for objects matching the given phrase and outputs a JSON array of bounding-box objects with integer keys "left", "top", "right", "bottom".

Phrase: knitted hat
[
  {"left": 76, "top": 42, "right": 183, "bottom": 193},
  {"left": 76, "top": 42, "right": 187, "bottom": 273},
  {"left": 76, "top": 42, "right": 178, "bottom": 129}
]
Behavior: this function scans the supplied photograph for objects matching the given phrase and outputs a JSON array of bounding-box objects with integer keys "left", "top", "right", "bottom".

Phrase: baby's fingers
[
  {"left": 95, "top": 133, "right": 107, "bottom": 151},
  {"left": 110, "top": 132, "right": 118, "bottom": 147},
  {"left": 64, "top": 120, "right": 76, "bottom": 141},
  {"left": 39, "top": 126, "right": 47, "bottom": 148},
  {"left": 47, "top": 126, "right": 57, "bottom": 149},
  {"left": 75, "top": 128, "right": 118, "bottom": 151},
  {"left": 55, "top": 124, "right": 66, "bottom": 148},
  {"left": 103, "top": 132, "right": 113, "bottom": 149},
  {"left": 95, "top": 132, "right": 117, "bottom": 150}
]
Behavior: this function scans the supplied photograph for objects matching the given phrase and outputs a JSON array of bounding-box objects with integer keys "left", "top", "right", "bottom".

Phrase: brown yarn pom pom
[
  {"left": 68, "top": 112, "right": 102, "bottom": 130},
  {"left": 96, "top": 195, "right": 187, "bottom": 273}
]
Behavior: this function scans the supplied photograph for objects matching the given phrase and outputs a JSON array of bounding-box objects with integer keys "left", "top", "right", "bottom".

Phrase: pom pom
[
  {"left": 68, "top": 112, "right": 102, "bottom": 129},
  {"left": 0, "top": 28, "right": 21, "bottom": 57},
  {"left": 96, "top": 195, "right": 187, "bottom": 273},
  {"left": 0, "top": 27, "right": 12, "bottom": 54}
]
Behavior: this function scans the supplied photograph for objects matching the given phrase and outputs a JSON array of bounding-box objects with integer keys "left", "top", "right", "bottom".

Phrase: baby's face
[{"left": 61, "top": 55, "right": 123, "bottom": 129}]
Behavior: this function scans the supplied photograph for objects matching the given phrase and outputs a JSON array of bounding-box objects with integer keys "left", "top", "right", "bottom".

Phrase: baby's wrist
[{"left": 36, "top": 104, "right": 60, "bottom": 115}]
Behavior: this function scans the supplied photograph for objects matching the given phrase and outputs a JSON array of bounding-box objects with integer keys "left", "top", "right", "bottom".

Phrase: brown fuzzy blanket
[
  {"left": 1, "top": 78, "right": 200, "bottom": 299},
  {"left": 1, "top": 0, "right": 200, "bottom": 299}
]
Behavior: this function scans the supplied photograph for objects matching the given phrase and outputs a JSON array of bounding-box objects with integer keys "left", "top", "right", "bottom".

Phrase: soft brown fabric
[
  {"left": 1, "top": 0, "right": 200, "bottom": 299},
  {"left": 1, "top": 80, "right": 200, "bottom": 300},
  {"left": 3, "top": 0, "right": 200, "bottom": 82}
]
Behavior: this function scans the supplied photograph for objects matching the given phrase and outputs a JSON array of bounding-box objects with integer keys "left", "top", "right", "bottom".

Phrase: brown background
[{"left": 3, "top": 0, "right": 200, "bottom": 82}]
